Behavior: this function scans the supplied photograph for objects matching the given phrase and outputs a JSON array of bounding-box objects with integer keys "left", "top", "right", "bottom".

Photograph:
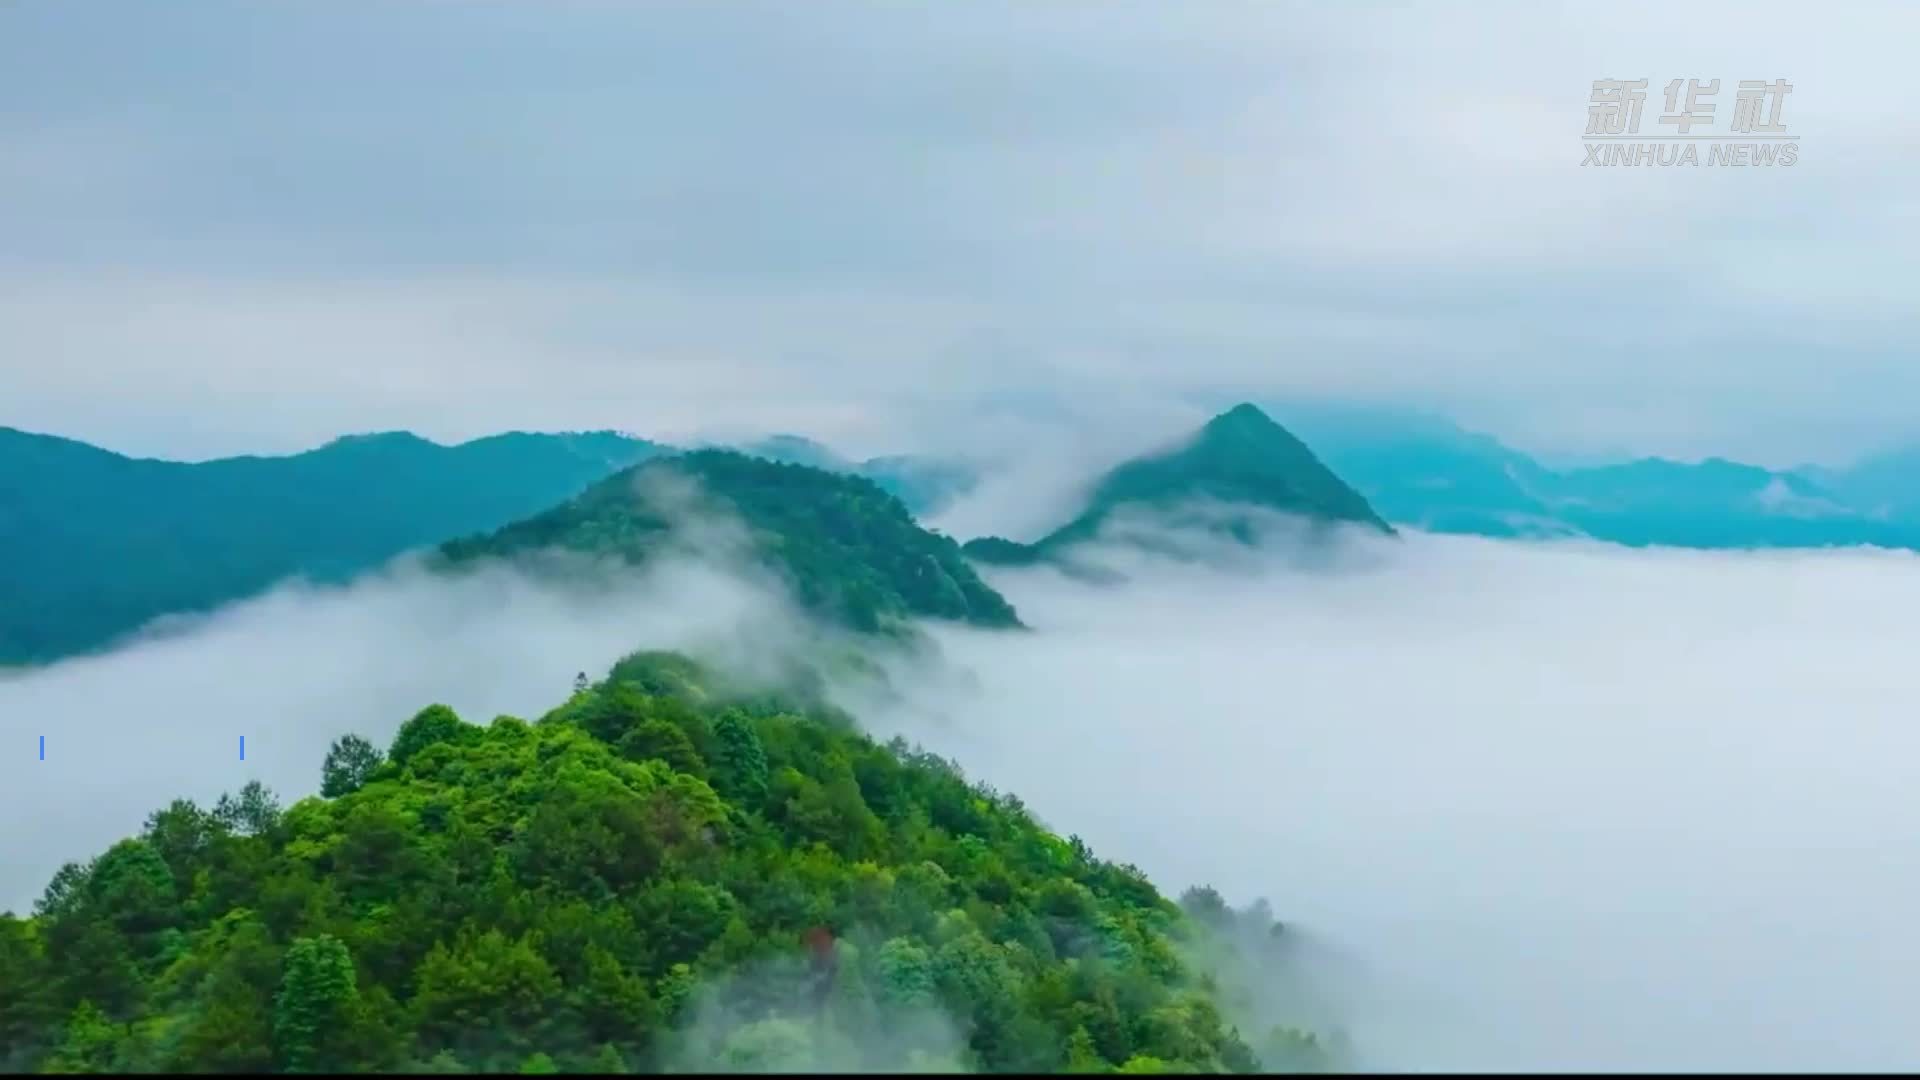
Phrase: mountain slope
[
  {"left": 734, "top": 434, "right": 981, "bottom": 518},
  {"left": 0, "top": 428, "right": 666, "bottom": 665},
  {"left": 855, "top": 454, "right": 982, "bottom": 519},
  {"left": 438, "top": 450, "right": 1021, "bottom": 634},
  {"left": 1277, "top": 404, "right": 1571, "bottom": 539},
  {"left": 0, "top": 649, "right": 1324, "bottom": 1073},
  {"left": 964, "top": 403, "right": 1391, "bottom": 564}
]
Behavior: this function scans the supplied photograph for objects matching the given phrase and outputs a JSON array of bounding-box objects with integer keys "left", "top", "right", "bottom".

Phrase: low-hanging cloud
[
  {"left": 0, "top": 543, "right": 807, "bottom": 916},
  {"left": 847, "top": 527, "right": 1920, "bottom": 1071}
]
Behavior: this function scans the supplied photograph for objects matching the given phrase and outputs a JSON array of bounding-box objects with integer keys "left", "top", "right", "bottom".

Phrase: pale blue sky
[{"left": 2, "top": 1, "right": 1915, "bottom": 466}]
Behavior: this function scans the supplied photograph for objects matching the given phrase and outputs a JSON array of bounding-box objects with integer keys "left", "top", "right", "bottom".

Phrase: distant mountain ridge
[
  {"left": 1272, "top": 403, "right": 1920, "bottom": 550},
  {"left": 731, "top": 434, "right": 980, "bottom": 517},
  {"left": 0, "top": 425, "right": 983, "bottom": 666},
  {"left": 437, "top": 449, "right": 1022, "bottom": 635},
  {"left": 18, "top": 403, "right": 1920, "bottom": 667},
  {"left": 0, "top": 426, "right": 667, "bottom": 665},
  {"left": 962, "top": 403, "right": 1392, "bottom": 566}
]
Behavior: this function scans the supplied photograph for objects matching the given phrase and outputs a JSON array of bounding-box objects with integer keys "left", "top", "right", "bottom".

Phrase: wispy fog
[
  {"left": 919, "top": 401, "right": 1210, "bottom": 544},
  {"left": 853, "top": 529, "right": 1920, "bottom": 1072},
  {"left": 0, "top": 552, "right": 797, "bottom": 915}
]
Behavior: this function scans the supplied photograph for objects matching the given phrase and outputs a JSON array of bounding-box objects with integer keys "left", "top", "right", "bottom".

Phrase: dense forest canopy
[
  {"left": 0, "top": 650, "right": 1331, "bottom": 1074},
  {"left": 438, "top": 451, "right": 1023, "bottom": 636}
]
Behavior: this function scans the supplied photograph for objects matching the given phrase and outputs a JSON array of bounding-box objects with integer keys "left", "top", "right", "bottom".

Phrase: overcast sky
[{"left": 2, "top": 1, "right": 1915, "bottom": 466}]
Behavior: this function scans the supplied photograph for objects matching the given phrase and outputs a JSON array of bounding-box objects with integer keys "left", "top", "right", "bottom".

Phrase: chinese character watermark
[
  {"left": 1582, "top": 76, "right": 1796, "bottom": 166},
  {"left": 1586, "top": 78, "right": 1648, "bottom": 135},
  {"left": 1660, "top": 78, "right": 1717, "bottom": 133},
  {"left": 1731, "top": 79, "right": 1792, "bottom": 133}
]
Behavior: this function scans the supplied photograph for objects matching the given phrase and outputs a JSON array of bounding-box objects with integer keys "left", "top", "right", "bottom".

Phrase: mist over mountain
[
  {"left": 437, "top": 450, "right": 1021, "bottom": 636},
  {"left": 0, "top": 475, "right": 1326, "bottom": 1075},
  {"left": 0, "top": 426, "right": 993, "bottom": 669},
  {"left": 23, "top": 399, "right": 1920, "bottom": 674},
  {"left": 1273, "top": 402, "right": 1920, "bottom": 550},
  {"left": 732, "top": 434, "right": 983, "bottom": 519},
  {"left": 961, "top": 403, "right": 1391, "bottom": 567}
]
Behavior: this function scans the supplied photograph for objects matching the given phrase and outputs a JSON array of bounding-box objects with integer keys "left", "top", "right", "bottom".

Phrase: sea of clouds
[
  {"left": 854, "top": 527, "right": 1920, "bottom": 1071},
  {"left": 7, "top": 512, "right": 1920, "bottom": 1070}
]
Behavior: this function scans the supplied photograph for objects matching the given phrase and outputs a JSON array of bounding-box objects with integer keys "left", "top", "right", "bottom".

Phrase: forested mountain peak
[
  {"left": 438, "top": 451, "right": 1023, "bottom": 634},
  {"left": 1202, "top": 401, "right": 1286, "bottom": 436},
  {"left": 1124, "top": 402, "right": 1391, "bottom": 523},
  {"left": 962, "top": 403, "right": 1391, "bottom": 565},
  {"left": 0, "top": 648, "right": 1327, "bottom": 1073}
]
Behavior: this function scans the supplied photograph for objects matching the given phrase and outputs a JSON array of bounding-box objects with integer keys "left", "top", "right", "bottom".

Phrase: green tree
[
  {"left": 617, "top": 717, "right": 706, "bottom": 777},
  {"left": 1065, "top": 1026, "right": 1107, "bottom": 1073},
  {"left": 578, "top": 944, "right": 658, "bottom": 1044},
  {"left": 140, "top": 799, "right": 218, "bottom": 885},
  {"left": 84, "top": 839, "right": 178, "bottom": 938},
  {"left": 320, "top": 734, "right": 384, "bottom": 797},
  {"left": 412, "top": 929, "right": 559, "bottom": 1046},
  {"left": 876, "top": 937, "right": 936, "bottom": 1008},
  {"left": 0, "top": 915, "right": 53, "bottom": 1065},
  {"left": 166, "top": 914, "right": 278, "bottom": 1072},
  {"left": 712, "top": 710, "right": 769, "bottom": 806},
  {"left": 213, "top": 780, "right": 283, "bottom": 836},
  {"left": 656, "top": 963, "right": 698, "bottom": 1026},
  {"left": 41, "top": 1000, "right": 121, "bottom": 1074},
  {"left": 388, "top": 704, "right": 469, "bottom": 767},
  {"left": 273, "top": 935, "right": 358, "bottom": 1072},
  {"left": 589, "top": 1043, "right": 629, "bottom": 1073}
]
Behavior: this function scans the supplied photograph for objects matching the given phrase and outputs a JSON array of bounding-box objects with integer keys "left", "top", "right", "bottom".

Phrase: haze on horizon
[{"left": 3, "top": 0, "right": 1918, "bottom": 467}]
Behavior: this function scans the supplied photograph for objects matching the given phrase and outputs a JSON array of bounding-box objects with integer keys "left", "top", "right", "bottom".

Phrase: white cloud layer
[
  {"left": 857, "top": 531, "right": 1920, "bottom": 1070},
  {"left": 0, "top": 554, "right": 797, "bottom": 915}
]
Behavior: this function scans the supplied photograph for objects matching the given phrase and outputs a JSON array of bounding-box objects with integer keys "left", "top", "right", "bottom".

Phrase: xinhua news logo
[{"left": 1583, "top": 78, "right": 1798, "bottom": 167}]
